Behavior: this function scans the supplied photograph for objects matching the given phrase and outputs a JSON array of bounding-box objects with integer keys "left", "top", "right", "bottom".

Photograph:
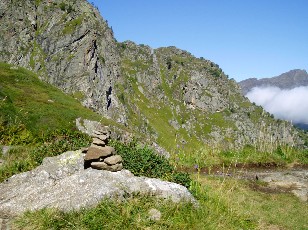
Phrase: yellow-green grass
[{"left": 0, "top": 62, "right": 104, "bottom": 139}]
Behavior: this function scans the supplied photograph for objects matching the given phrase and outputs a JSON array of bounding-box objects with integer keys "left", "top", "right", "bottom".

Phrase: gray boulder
[
  {"left": 91, "top": 162, "right": 123, "bottom": 172},
  {"left": 0, "top": 150, "right": 196, "bottom": 216}
]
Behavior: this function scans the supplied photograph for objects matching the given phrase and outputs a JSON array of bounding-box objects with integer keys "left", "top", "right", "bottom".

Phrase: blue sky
[{"left": 89, "top": 0, "right": 308, "bottom": 81}]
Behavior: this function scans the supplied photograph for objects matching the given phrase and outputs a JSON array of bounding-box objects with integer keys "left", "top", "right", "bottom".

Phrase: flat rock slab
[
  {"left": 259, "top": 170, "right": 308, "bottom": 202},
  {"left": 0, "top": 150, "right": 196, "bottom": 216},
  {"left": 104, "top": 155, "right": 122, "bottom": 165},
  {"left": 93, "top": 134, "right": 109, "bottom": 141},
  {"left": 92, "top": 137, "right": 106, "bottom": 146},
  {"left": 84, "top": 146, "right": 115, "bottom": 161},
  {"left": 91, "top": 162, "right": 123, "bottom": 171},
  {"left": 94, "top": 129, "right": 109, "bottom": 135}
]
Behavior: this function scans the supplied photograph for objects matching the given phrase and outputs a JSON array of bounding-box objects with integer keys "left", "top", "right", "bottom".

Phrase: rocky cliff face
[
  {"left": 117, "top": 42, "right": 304, "bottom": 150},
  {"left": 239, "top": 69, "right": 308, "bottom": 95},
  {"left": 0, "top": 0, "right": 305, "bottom": 152},
  {"left": 0, "top": 0, "right": 125, "bottom": 122}
]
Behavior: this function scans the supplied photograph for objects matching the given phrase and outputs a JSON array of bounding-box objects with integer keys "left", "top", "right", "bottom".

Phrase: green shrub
[
  {"left": 0, "top": 119, "right": 35, "bottom": 145},
  {"left": 110, "top": 140, "right": 191, "bottom": 188},
  {"left": 171, "top": 171, "right": 191, "bottom": 188},
  {"left": 67, "top": 4, "right": 73, "bottom": 13},
  {"left": 59, "top": 2, "right": 66, "bottom": 11}
]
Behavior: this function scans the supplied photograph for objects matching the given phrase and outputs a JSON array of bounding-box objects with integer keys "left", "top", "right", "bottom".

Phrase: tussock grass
[{"left": 172, "top": 143, "right": 308, "bottom": 170}]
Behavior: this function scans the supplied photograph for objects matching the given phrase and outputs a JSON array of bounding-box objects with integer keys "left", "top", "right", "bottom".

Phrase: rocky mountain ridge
[
  {"left": 0, "top": 0, "right": 306, "bottom": 151},
  {"left": 239, "top": 69, "right": 308, "bottom": 95}
]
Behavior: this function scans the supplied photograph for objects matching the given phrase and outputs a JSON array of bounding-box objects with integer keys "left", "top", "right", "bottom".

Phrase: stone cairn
[{"left": 83, "top": 128, "right": 123, "bottom": 172}]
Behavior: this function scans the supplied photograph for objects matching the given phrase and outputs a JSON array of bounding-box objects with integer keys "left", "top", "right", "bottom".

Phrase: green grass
[
  {"left": 0, "top": 129, "right": 91, "bottom": 183},
  {"left": 62, "top": 15, "right": 84, "bottom": 35},
  {"left": 173, "top": 144, "right": 308, "bottom": 170},
  {"left": 12, "top": 190, "right": 254, "bottom": 230},
  {"left": 12, "top": 173, "right": 307, "bottom": 230},
  {"left": 194, "top": 175, "right": 308, "bottom": 230},
  {"left": 0, "top": 62, "right": 104, "bottom": 141}
]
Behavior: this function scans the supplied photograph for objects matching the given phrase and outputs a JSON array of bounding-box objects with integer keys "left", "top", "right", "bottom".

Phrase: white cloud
[{"left": 246, "top": 86, "right": 308, "bottom": 124}]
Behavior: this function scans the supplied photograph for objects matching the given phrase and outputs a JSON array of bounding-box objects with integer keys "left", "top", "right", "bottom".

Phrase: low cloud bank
[{"left": 246, "top": 86, "right": 308, "bottom": 124}]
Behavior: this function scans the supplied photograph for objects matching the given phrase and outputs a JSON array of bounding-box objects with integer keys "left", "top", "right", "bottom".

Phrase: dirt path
[{"left": 207, "top": 165, "right": 308, "bottom": 202}]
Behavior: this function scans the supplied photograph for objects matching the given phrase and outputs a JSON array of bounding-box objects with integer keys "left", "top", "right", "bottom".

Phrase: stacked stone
[{"left": 84, "top": 128, "right": 123, "bottom": 172}]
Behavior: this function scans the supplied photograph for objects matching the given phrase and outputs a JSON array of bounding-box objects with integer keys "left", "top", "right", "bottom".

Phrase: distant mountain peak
[{"left": 239, "top": 69, "right": 308, "bottom": 95}]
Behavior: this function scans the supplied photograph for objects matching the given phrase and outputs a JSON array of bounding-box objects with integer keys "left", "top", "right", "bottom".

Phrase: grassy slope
[{"left": 0, "top": 62, "right": 110, "bottom": 140}]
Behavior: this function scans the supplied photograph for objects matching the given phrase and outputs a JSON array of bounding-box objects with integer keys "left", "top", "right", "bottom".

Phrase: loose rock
[
  {"left": 1, "top": 146, "right": 11, "bottom": 156},
  {"left": 91, "top": 162, "right": 123, "bottom": 172},
  {"left": 90, "top": 161, "right": 108, "bottom": 170},
  {"left": 93, "top": 134, "right": 109, "bottom": 142},
  {"left": 80, "top": 147, "right": 88, "bottom": 154},
  {"left": 84, "top": 146, "right": 114, "bottom": 161},
  {"left": 94, "top": 128, "right": 109, "bottom": 135},
  {"left": 92, "top": 137, "right": 106, "bottom": 146},
  {"left": 104, "top": 155, "right": 122, "bottom": 165},
  {"left": 148, "top": 208, "right": 161, "bottom": 221}
]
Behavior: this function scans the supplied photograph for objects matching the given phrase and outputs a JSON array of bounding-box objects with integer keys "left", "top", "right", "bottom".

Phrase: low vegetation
[
  {"left": 0, "top": 62, "right": 113, "bottom": 182},
  {"left": 172, "top": 144, "right": 308, "bottom": 170},
  {"left": 110, "top": 140, "right": 191, "bottom": 188},
  {"left": 0, "top": 129, "right": 91, "bottom": 183},
  {"left": 0, "top": 62, "right": 103, "bottom": 142}
]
